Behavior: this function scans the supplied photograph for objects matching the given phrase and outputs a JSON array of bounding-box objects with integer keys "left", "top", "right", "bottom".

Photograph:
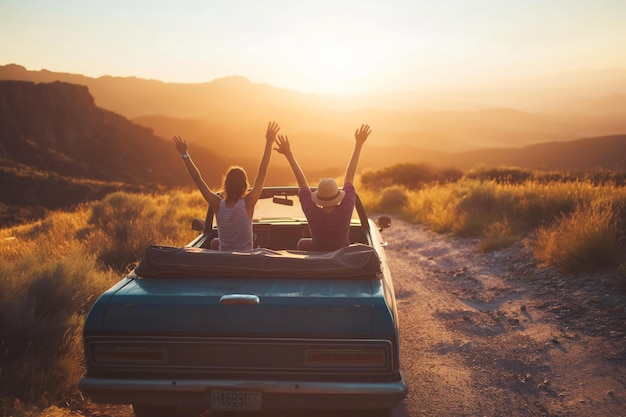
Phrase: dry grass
[
  {"left": 0, "top": 190, "right": 206, "bottom": 413},
  {"left": 532, "top": 198, "right": 624, "bottom": 271},
  {"left": 363, "top": 176, "right": 626, "bottom": 265}
]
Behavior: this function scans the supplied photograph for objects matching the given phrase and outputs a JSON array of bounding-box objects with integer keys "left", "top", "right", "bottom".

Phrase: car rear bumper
[{"left": 79, "top": 374, "right": 408, "bottom": 410}]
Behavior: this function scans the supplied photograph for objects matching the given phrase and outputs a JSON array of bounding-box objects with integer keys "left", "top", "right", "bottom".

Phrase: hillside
[
  {"left": 0, "top": 80, "right": 230, "bottom": 226},
  {"left": 448, "top": 134, "right": 626, "bottom": 171},
  {"left": 0, "top": 80, "right": 249, "bottom": 184}
]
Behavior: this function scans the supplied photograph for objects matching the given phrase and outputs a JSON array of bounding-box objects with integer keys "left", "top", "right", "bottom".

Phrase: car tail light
[
  {"left": 94, "top": 347, "right": 166, "bottom": 365},
  {"left": 305, "top": 349, "right": 386, "bottom": 367}
]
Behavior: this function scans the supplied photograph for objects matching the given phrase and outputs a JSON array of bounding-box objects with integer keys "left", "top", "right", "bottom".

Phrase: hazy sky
[{"left": 1, "top": 0, "right": 625, "bottom": 95}]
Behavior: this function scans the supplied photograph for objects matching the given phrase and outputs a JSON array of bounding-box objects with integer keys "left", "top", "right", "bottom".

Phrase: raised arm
[
  {"left": 245, "top": 121, "right": 280, "bottom": 212},
  {"left": 172, "top": 135, "right": 221, "bottom": 209},
  {"left": 274, "top": 135, "right": 309, "bottom": 189},
  {"left": 344, "top": 124, "right": 371, "bottom": 185}
]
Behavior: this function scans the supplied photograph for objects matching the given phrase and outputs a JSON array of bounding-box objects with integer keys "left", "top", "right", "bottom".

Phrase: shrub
[
  {"left": 405, "top": 184, "right": 459, "bottom": 233},
  {"left": 453, "top": 181, "right": 501, "bottom": 236},
  {"left": 361, "top": 163, "right": 462, "bottom": 190},
  {"left": 532, "top": 198, "right": 625, "bottom": 271},
  {"left": 477, "top": 219, "right": 517, "bottom": 252},
  {"left": 464, "top": 166, "right": 533, "bottom": 184},
  {"left": 86, "top": 191, "right": 204, "bottom": 271},
  {"left": 377, "top": 186, "right": 409, "bottom": 213}
]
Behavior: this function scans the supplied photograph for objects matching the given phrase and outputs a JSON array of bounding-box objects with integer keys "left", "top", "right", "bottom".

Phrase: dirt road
[
  {"left": 51, "top": 217, "right": 626, "bottom": 417},
  {"left": 386, "top": 217, "right": 626, "bottom": 417}
]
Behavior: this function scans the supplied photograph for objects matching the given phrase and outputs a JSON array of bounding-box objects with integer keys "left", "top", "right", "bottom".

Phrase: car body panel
[{"left": 89, "top": 277, "right": 383, "bottom": 337}]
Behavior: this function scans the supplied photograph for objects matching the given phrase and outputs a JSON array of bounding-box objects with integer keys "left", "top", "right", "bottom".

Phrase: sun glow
[
  {"left": 1, "top": 1, "right": 625, "bottom": 96},
  {"left": 288, "top": 41, "right": 376, "bottom": 95}
]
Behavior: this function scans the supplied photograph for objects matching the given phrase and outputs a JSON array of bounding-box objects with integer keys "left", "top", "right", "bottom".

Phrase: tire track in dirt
[{"left": 387, "top": 218, "right": 503, "bottom": 417}]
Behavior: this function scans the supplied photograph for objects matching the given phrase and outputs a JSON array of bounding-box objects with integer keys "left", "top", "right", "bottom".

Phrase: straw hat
[{"left": 311, "top": 178, "right": 345, "bottom": 207}]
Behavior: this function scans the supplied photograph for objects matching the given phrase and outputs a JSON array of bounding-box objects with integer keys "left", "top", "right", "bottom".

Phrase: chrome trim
[
  {"left": 219, "top": 294, "right": 260, "bottom": 304},
  {"left": 79, "top": 375, "right": 408, "bottom": 397},
  {"left": 85, "top": 335, "right": 395, "bottom": 345}
]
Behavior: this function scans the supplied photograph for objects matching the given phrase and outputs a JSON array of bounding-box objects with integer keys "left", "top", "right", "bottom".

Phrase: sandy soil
[
  {"left": 40, "top": 217, "right": 626, "bottom": 417},
  {"left": 387, "top": 217, "right": 626, "bottom": 417}
]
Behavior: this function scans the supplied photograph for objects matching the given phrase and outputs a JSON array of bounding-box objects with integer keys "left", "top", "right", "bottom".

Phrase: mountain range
[
  {"left": 1, "top": 64, "right": 625, "bottom": 226},
  {"left": 3, "top": 64, "right": 626, "bottom": 162}
]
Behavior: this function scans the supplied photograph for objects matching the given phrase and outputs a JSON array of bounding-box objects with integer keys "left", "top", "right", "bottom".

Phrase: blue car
[{"left": 79, "top": 187, "right": 408, "bottom": 417}]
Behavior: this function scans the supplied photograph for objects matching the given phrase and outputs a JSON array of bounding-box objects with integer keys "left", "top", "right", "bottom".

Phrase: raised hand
[
  {"left": 274, "top": 134, "right": 291, "bottom": 155},
  {"left": 172, "top": 135, "right": 188, "bottom": 155},
  {"left": 266, "top": 121, "right": 280, "bottom": 143},
  {"left": 354, "top": 124, "right": 371, "bottom": 145}
]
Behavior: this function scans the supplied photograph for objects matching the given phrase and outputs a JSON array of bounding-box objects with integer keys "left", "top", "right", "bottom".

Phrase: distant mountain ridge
[
  {"left": 2, "top": 63, "right": 625, "bottom": 161},
  {"left": 446, "top": 134, "right": 626, "bottom": 171},
  {"left": 0, "top": 63, "right": 325, "bottom": 119}
]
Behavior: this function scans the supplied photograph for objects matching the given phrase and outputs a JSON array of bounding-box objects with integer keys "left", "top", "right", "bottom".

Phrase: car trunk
[
  {"left": 83, "top": 277, "right": 399, "bottom": 380},
  {"left": 95, "top": 277, "right": 378, "bottom": 338}
]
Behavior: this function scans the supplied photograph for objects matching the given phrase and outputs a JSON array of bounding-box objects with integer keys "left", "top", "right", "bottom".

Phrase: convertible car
[{"left": 79, "top": 187, "right": 408, "bottom": 416}]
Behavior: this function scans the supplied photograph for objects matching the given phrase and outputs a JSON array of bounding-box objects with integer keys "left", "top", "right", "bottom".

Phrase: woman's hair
[{"left": 223, "top": 166, "right": 249, "bottom": 202}]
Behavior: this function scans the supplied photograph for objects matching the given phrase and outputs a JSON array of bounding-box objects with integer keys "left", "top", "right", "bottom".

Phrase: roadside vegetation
[
  {"left": 1, "top": 165, "right": 625, "bottom": 414},
  {"left": 0, "top": 191, "right": 205, "bottom": 415},
  {"left": 359, "top": 164, "right": 626, "bottom": 271}
]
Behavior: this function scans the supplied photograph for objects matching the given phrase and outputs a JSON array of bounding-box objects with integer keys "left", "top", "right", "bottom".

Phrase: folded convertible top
[{"left": 134, "top": 243, "right": 382, "bottom": 279}]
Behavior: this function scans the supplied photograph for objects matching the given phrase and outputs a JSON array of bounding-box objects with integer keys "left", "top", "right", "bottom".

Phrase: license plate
[{"left": 210, "top": 389, "right": 262, "bottom": 410}]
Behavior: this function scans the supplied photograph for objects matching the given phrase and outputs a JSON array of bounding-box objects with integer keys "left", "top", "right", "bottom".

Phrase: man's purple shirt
[{"left": 298, "top": 183, "right": 356, "bottom": 252}]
